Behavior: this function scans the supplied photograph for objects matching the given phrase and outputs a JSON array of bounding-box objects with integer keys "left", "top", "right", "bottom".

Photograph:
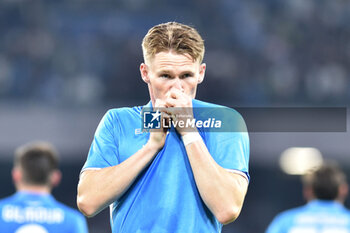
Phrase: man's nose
[{"left": 171, "top": 78, "right": 184, "bottom": 92}]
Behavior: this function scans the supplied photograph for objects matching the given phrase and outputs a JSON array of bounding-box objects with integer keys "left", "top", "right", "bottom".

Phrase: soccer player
[
  {"left": 0, "top": 141, "right": 88, "bottom": 233},
  {"left": 266, "top": 163, "right": 350, "bottom": 233},
  {"left": 77, "top": 22, "right": 250, "bottom": 233}
]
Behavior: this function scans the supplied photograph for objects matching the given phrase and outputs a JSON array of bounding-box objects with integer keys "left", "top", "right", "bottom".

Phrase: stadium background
[{"left": 0, "top": 1, "right": 350, "bottom": 232}]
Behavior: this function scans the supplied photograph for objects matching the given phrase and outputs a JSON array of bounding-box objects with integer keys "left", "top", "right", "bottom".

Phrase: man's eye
[
  {"left": 160, "top": 74, "right": 170, "bottom": 78},
  {"left": 182, "top": 73, "right": 193, "bottom": 78}
]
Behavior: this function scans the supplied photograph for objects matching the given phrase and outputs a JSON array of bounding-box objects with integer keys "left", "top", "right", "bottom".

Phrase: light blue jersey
[
  {"left": 0, "top": 191, "right": 88, "bottom": 233},
  {"left": 82, "top": 99, "right": 250, "bottom": 233},
  {"left": 266, "top": 200, "right": 350, "bottom": 233}
]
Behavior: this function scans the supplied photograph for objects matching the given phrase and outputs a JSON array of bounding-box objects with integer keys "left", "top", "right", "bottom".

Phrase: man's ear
[
  {"left": 303, "top": 185, "right": 314, "bottom": 202},
  {"left": 140, "top": 63, "right": 150, "bottom": 84},
  {"left": 338, "top": 183, "right": 349, "bottom": 202},
  {"left": 50, "top": 170, "right": 62, "bottom": 188},
  {"left": 198, "top": 63, "right": 206, "bottom": 84},
  {"left": 12, "top": 167, "right": 22, "bottom": 185}
]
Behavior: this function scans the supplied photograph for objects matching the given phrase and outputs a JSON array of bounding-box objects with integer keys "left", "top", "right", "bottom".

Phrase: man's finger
[
  {"left": 165, "top": 97, "right": 178, "bottom": 107},
  {"left": 155, "top": 98, "right": 166, "bottom": 108}
]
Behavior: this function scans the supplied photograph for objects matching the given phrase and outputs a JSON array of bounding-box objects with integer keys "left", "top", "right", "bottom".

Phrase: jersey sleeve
[
  {"left": 82, "top": 109, "right": 120, "bottom": 172},
  {"left": 205, "top": 109, "right": 250, "bottom": 181}
]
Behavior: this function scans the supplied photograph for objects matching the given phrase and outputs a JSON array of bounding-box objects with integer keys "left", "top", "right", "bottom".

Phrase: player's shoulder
[
  {"left": 0, "top": 194, "right": 17, "bottom": 207},
  {"left": 104, "top": 104, "right": 143, "bottom": 120},
  {"left": 97, "top": 105, "right": 143, "bottom": 130},
  {"left": 193, "top": 99, "right": 247, "bottom": 132},
  {"left": 193, "top": 99, "right": 244, "bottom": 119},
  {"left": 193, "top": 98, "right": 239, "bottom": 113},
  {"left": 192, "top": 99, "right": 228, "bottom": 108},
  {"left": 339, "top": 205, "right": 350, "bottom": 217},
  {"left": 266, "top": 206, "right": 306, "bottom": 233},
  {"left": 273, "top": 205, "right": 309, "bottom": 222}
]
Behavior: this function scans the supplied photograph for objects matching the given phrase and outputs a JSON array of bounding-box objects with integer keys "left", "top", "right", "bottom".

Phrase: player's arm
[
  {"left": 165, "top": 90, "right": 248, "bottom": 225},
  {"left": 77, "top": 100, "right": 168, "bottom": 217},
  {"left": 184, "top": 135, "right": 248, "bottom": 225},
  {"left": 77, "top": 140, "right": 161, "bottom": 217}
]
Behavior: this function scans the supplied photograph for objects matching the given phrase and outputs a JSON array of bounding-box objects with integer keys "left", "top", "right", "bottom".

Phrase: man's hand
[
  {"left": 147, "top": 99, "right": 169, "bottom": 150},
  {"left": 164, "top": 89, "right": 196, "bottom": 136}
]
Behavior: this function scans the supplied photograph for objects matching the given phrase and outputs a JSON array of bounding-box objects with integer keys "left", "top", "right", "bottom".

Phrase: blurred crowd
[{"left": 1, "top": 0, "right": 350, "bottom": 106}]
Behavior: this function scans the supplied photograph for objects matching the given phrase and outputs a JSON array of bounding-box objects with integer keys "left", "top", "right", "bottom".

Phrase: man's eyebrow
[{"left": 181, "top": 71, "right": 195, "bottom": 75}]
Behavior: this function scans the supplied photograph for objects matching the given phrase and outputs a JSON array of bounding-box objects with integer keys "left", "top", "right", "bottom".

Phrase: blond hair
[{"left": 142, "top": 22, "right": 205, "bottom": 64}]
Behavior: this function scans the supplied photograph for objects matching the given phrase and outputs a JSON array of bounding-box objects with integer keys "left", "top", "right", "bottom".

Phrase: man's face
[{"left": 140, "top": 51, "right": 206, "bottom": 103}]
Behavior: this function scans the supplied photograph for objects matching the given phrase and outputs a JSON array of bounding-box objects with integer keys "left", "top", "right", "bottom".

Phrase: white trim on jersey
[
  {"left": 225, "top": 169, "right": 249, "bottom": 183},
  {"left": 79, "top": 167, "right": 102, "bottom": 179}
]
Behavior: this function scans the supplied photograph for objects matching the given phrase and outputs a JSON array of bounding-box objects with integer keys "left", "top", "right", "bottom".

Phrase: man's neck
[{"left": 17, "top": 184, "right": 51, "bottom": 194}]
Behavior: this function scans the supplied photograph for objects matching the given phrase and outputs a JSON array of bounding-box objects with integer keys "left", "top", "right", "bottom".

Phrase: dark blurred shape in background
[{"left": 1, "top": 0, "right": 350, "bottom": 106}]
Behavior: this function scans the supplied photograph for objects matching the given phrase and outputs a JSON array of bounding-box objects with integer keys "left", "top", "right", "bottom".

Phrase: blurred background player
[
  {"left": 266, "top": 162, "right": 350, "bottom": 233},
  {"left": 0, "top": 141, "right": 88, "bottom": 233},
  {"left": 77, "top": 22, "right": 249, "bottom": 233}
]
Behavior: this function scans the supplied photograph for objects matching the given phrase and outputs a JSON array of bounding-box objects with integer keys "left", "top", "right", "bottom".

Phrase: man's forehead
[{"left": 149, "top": 51, "right": 199, "bottom": 70}]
